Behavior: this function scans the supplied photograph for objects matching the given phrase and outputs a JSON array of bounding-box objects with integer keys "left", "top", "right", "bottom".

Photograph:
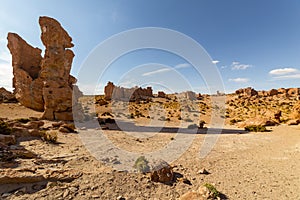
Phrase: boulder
[
  {"left": 149, "top": 159, "right": 173, "bottom": 183},
  {"left": 268, "top": 89, "right": 278, "bottom": 96}
]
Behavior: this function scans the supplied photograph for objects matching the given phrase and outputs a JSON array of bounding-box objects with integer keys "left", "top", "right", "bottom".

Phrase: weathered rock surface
[
  {"left": 290, "top": 101, "right": 300, "bottom": 120},
  {"left": 149, "top": 159, "right": 173, "bottom": 183},
  {"left": 0, "top": 134, "right": 16, "bottom": 145},
  {"left": 235, "top": 87, "right": 258, "bottom": 98},
  {"left": 0, "top": 87, "right": 17, "bottom": 103},
  {"left": 157, "top": 91, "right": 166, "bottom": 98},
  {"left": 7, "top": 33, "right": 44, "bottom": 111},
  {"left": 104, "top": 81, "right": 153, "bottom": 101},
  {"left": 7, "top": 16, "right": 84, "bottom": 121}
]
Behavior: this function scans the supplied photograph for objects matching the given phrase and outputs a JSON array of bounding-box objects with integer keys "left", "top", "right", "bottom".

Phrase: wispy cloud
[
  {"left": 175, "top": 63, "right": 191, "bottom": 69},
  {"left": 0, "top": 62, "right": 13, "bottom": 91},
  {"left": 231, "top": 61, "right": 252, "bottom": 70},
  {"left": 142, "top": 63, "right": 191, "bottom": 76},
  {"left": 269, "top": 67, "right": 300, "bottom": 80},
  {"left": 228, "top": 78, "right": 249, "bottom": 83},
  {"left": 142, "top": 68, "right": 170, "bottom": 76},
  {"left": 212, "top": 60, "right": 219, "bottom": 64},
  {"left": 269, "top": 68, "right": 299, "bottom": 75}
]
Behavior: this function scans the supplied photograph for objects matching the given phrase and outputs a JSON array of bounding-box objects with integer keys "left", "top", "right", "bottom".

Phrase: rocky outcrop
[
  {"left": 104, "top": 81, "right": 153, "bottom": 101},
  {"left": 39, "top": 16, "right": 79, "bottom": 121},
  {"left": 7, "top": 33, "right": 44, "bottom": 111},
  {"left": 290, "top": 101, "right": 300, "bottom": 120},
  {"left": 235, "top": 87, "right": 258, "bottom": 98},
  {"left": 157, "top": 91, "right": 166, "bottom": 98},
  {"left": 0, "top": 87, "right": 17, "bottom": 103},
  {"left": 7, "top": 16, "right": 83, "bottom": 121}
]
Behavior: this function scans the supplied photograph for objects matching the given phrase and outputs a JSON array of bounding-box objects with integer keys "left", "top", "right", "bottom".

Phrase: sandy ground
[{"left": 0, "top": 103, "right": 300, "bottom": 199}]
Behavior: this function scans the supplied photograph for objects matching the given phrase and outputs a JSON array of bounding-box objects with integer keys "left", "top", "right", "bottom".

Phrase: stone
[
  {"left": 0, "top": 87, "right": 17, "bottom": 103},
  {"left": 149, "top": 159, "right": 173, "bottom": 183},
  {"left": 268, "top": 89, "right": 278, "bottom": 96},
  {"left": 287, "top": 119, "right": 300, "bottom": 126},
  {"left": 198, "top": 168, "right": 209, "bottom": 175},
  {"left": 0, "top": 134, "right": 16, "bottom": 145}
]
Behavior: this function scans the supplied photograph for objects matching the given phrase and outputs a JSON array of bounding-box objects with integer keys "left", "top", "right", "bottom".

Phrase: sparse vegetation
[
  {"left": 133, "top": 156, "right": 150, "bottom": 173},
  {"left": 203, "top": 183, "right": 220, "bottom": 198},
  {"left": 244, "top": 125, "right": 267, "bottom": 132}
]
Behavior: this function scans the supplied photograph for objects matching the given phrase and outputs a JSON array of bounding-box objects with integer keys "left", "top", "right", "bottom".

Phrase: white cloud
[
  {"left": 228, "top": 78, "right": 249, "bottom": 83},
  {"left": 142, "top": 63, "right": 192, "bottom": 77},
  {"left": 269, "top": 67, "right": 300, "bottom": 80},
  {"left": 175, "top": 63, "right": 191, "bottom": 69},
  {"left": 142, "top": 68, "right": 171, "bottom": 76},
  {"left": 0, "top": 62, "right": 13, "bottom": 91},
  {"left": 271, "top": 74, "right": 300, "bottom": 80},
  {"left": 231, "top": 61, "right": 252, "bottom": 70},
  {"left": 269, "top": 68, "right": 299, "bottom": 75},
  {"left": 220, "top": 65, "right": 227, "bottom": 69},
  {"left": 212, "top": 60, "right": 219, "bottom": 64}
]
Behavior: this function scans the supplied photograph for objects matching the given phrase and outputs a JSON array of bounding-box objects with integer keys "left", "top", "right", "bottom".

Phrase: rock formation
[
  {"left": 7, "top": 16, "right": 83, "bottom": 121},
  {"left": 7, "top": 33, "right": 44, "bottom": 110},
  {"left": 157, "top": 91, "right": 166, "bottom": 98},
  {"left": 104, "top": 81, "right": 153, "bottom": 101},
  {"left": 235, "top": 87, "right": 258, "bottom": 98},
  {"left": 0, "top": 87, "right": 17, "bottom": 103}
]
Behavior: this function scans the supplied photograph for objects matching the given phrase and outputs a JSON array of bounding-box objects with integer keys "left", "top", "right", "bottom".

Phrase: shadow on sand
[{"left": 76, "top": 118, "right": 248, "bottom": 135}]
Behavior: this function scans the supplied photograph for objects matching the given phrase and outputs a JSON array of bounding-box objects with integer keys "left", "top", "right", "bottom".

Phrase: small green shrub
[
  {"left": 203, "top": 183, "right": 220, "bottom": 198},
  {"left": 133, "top": 156, "right": 150, "bottom": 173},
  {"left": 244, "top": 125, "right": 267, "bottom": 132}
]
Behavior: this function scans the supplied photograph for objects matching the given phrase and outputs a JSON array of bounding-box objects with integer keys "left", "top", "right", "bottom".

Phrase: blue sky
[{"left": 0, "top": 0, "right": 300, "bottom": 94}]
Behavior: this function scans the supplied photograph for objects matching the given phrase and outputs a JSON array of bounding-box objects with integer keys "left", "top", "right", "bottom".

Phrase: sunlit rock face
[{"left": 7, "top": 16, "right": 83, "bottom": 121}]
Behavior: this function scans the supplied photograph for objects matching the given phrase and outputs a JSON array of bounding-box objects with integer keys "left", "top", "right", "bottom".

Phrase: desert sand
[{"left": 0, "top": 98, "right": 299, "bottom": 200}]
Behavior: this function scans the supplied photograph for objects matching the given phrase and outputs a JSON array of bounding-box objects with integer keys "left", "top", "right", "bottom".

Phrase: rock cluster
[
  {"left": 104, "top": 81, "right": 153, "bottom": 101},
  {"left": 7, "top": 16, "right": 83, "bottom": 121},
  {"left": 157, "top": 91, "right": 166, "bottom": 98},
  {"left": 0, "top": 87, "right": 17, "bottom": 103},
  {"left": 236, "top": 87, "right": 300, "bottom": 98},
  {"left": 235, "top": 87, "right": 258, "bottom": 97}
]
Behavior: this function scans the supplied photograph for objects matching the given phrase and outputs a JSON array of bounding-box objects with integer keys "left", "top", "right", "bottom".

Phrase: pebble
[
  {"left": 117, "top": 196, "right": 126, "bottom": 200},
  {"left": 62, "top": 190, "right": 69, "bottom": 198}
]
